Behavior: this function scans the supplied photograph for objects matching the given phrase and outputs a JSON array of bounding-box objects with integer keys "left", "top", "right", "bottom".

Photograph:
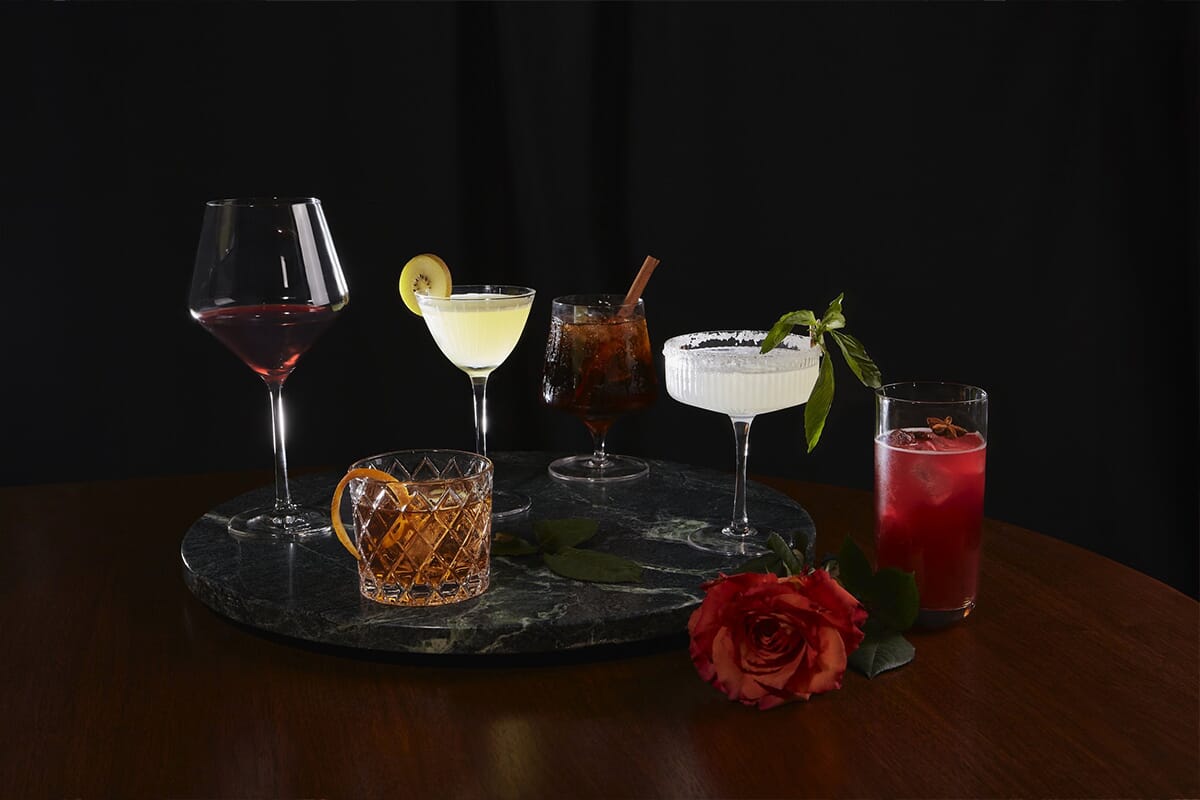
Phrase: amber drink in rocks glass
[
  {"left": 332, "top": 450, "right": 493, "bottom": 606},
  {"left": 541, "top": 295, "right": 658, "bottom": 483}
]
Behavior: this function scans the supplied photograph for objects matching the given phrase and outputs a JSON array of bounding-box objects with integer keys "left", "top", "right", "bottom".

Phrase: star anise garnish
[{"left": 927, "top": 416, "right": 968, "bottom": 438}]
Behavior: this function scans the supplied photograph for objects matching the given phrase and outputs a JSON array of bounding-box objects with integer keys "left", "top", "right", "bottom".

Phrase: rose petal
[
  {"left": 711, "top": 627, "right": 754, "bottom": 703},
  {"left": 688, "top": 570, "right": 863, "bottom": 709},
  {"left": 786, "top": 626, "right": 847, "bottom": 697},
  {"left": 743, "top": 614, "right": 801, "bottom": 668},
  {"left": 753, "top": 680, "right": 806, "bottom": 710}
]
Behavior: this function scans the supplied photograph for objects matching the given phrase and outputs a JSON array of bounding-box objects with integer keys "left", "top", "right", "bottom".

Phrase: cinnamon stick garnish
[{"left": 620, "top": 255, "right": 661, "bottom": 316}]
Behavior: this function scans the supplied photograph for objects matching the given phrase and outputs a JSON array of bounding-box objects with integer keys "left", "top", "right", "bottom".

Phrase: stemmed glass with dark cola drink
[
  {"left": 189, "top": 197, "right": 349, "bottom": 539},
  {"left": 541, "top": 295, "right": 657, "bottom": 483}
]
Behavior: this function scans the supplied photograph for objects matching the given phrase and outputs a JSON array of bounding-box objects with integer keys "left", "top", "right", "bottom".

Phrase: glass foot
[
  {"left": 548, "top": 454, "right": 649, "bottom": 484},
  {"left": 491, "top": 489, "right": 531, "bottom": 522},
  {"left": 228, "top": 505, "right": 331, "bottom": 540},
  {"left": 686, "top": 525, "right": 792, "bottom": 557}
]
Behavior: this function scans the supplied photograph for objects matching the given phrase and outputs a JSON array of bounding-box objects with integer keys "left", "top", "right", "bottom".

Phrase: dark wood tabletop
[{"left": 2, "top": 468, "right": 1196, "bottom": 799}]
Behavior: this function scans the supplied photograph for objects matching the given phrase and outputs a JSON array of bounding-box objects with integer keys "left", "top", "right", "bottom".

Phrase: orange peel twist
[{"left": 330, "top": 468, "right": 411, "bottom": 561}]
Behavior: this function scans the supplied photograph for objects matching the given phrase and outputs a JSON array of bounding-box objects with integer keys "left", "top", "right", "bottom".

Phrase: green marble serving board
[{"left": 180, "top": 451, "right": 815, "bottom": 656}]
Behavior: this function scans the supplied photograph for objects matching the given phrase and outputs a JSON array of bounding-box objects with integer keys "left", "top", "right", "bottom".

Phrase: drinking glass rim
[
  {"left": 551, "top": 294, "right": 644, "bottom": 311},
  {"left": 416, "top": 285, "right": 536, "bottom": 306},
  {"left": 206, "top": 197, "right": 321, "bottom": 208},
  {"left": 662, "top": 330, "right": 820, "bottom": 372},
  {"left": 662, "top": 329, "right": 820, "bottom": 355},
  {"left": 348, "top": 448, "right": 494, "bottom": 486},
  {"left": 876, "top": 381, "right": 988, "bottom": 404}
]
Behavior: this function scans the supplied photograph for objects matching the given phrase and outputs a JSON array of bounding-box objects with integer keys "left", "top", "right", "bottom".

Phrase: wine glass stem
[
  {"left": 729, "top": 416, "right": 755, "bottom": 537},
  {"left": 470, "top": 374, "right": 489, "bottom": 458},
  {"left": 267, "top": 381, "right": 294, "bottom": 513},
  {"left": 590, "top": 428, "right": 608, "bottom": 465}
]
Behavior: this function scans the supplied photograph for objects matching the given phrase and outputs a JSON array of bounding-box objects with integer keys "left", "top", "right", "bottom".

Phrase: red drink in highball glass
[{"left": 874, "top": 428, "right": 987, "bottom": 613}]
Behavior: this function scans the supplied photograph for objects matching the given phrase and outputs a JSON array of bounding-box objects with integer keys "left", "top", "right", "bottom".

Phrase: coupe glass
[
  {"left": 415, "top": 285, "right": 536, "bottom": 521},
  {"left": 663, "top": 330, "right": 820, "bottom": 556},
  {"left": 189, "top": 197, "right": 349, "bottom": 539},
  {"left": 541, "top": 295, "right": 657, "bottom": 483}
]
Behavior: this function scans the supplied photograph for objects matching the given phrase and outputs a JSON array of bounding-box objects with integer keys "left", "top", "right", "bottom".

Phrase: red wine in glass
[
  {"left": 196, "top": 304, "right": 339, "bottom": 384},
  {"left": 189, "top": 197, "right": 349, "bottom": 539}
]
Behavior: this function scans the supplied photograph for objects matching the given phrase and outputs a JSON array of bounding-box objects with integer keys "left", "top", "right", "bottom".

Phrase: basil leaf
[
  {"left": 829, "top": 330, "right": 883, "bottom": 389},
  {"left": 870, "top": 567, "right": 919, "bottom": 633},
  {"left": 533, "top": 518, "right": 598, "bottom": 553},
  {"left": 835, "top": 536, "right": 875, "bottom": 604},
  {"left": 760, "top": 309, "right": 817, "bottom": 354},
  {"left": 766, "top": 532, "right": 805, "bottom": 576},
  {"left": 803, "top": 351, "right": 835, "bottom": 452},
  {"left": 491, "top": 533, "right": 539, "bottom": 557},
  {"left": 822, "top": 311, "right": 846, "bottom": 331},
  {"left": 542, "top": 547, "right": 643, "bottom": 583},
  {"left": 821, "top": 293, "right": 845, "bottom": 323},
  {"left": 848, "top": 631, "right": 915, "bottom": 678}
]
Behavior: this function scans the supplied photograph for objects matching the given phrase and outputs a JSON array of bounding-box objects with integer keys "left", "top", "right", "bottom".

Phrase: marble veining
[{"left": 180, "top": 451, "right": 816, "bottom": 655}]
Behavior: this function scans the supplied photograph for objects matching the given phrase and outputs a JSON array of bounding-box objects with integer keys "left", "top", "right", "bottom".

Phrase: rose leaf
[
  {"left": 735, "top": 552, "right": 786, "bottom": 576},
  {"left": 542, "top": 547, "right": 642, "bottom": 583},
  {"left": 870, "top": 567, "right": 919, "bottom": 633},
  {"left": 533, "top": 518, "right": 599, "bottom": 554},
  {"left": 835, "top": 536, "right": 875, "bottom": 606},
  {"left": 766, "top": 532, "right": 805, "bottom": 576},
  {"left": 848, "top": 631, "right": 915, "bottom": 678},
  {"left": 789, "top": 528, "right": 816, "bottom": 567}
]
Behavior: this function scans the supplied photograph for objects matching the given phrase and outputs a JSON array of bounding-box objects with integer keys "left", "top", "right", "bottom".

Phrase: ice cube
[
  {"left": 913, "top": 460, "right": 955, "bottom": 506},
  {"left": 883, "top": 428, "right": 939, "bottom": 451}
]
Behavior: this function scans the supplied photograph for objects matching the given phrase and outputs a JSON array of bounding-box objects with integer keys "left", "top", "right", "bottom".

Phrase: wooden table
[{"left": 2, "top": 470, "right": 1196, "bottom": 798}]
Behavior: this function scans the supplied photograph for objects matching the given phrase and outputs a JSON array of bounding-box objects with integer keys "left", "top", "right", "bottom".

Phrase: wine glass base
[
  {"left": 228, "top": 506, "right": 331, "bottom": 540},
  {"left": 687, "top": 525, "right": 793, "bottom": 558},
  {"left": 547, "top": 454, "right": 649, "bottom": 484},
  {"left": 491, "top": 489, "right": 531, "bottom": 523}
]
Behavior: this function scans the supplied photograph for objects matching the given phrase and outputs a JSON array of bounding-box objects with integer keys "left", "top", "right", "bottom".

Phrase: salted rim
[{"left": 662, "top": 329, "right": 820, "bottom": 371}]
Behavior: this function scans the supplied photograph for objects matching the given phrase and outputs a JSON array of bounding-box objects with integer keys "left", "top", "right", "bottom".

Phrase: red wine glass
[{"left": 189, "top": 197, "right": 349, "bottom": 539}]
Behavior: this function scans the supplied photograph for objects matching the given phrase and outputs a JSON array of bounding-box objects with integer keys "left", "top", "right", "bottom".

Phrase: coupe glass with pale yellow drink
[{"left": 400, "top": 254, "right": 536, "bottom": 520}]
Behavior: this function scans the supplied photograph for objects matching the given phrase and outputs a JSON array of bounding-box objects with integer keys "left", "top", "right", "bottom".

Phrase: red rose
[{"left": 688, "top": 569, "right": 868, "bottom": 709}]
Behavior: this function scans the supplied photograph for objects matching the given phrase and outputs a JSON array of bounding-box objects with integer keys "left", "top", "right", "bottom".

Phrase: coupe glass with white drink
[{"left": 663, "top": 330, "right": 821, "bottom": 556}]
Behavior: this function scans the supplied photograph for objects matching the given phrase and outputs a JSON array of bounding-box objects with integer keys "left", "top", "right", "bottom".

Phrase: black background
[{"left": 2, "top": 4, "right": 1196, "bottom": 596}]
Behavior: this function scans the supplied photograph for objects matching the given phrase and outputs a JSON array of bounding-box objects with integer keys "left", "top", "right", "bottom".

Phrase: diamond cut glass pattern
[{"left": 346, "top": 450, "right": 493, "bottom": 606}]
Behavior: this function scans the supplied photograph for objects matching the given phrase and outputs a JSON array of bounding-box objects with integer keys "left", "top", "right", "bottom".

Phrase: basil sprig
[
  {"left": 492, "top": 518, "right": 643, "bottom": 584},
  {"left": 760, "top": 293, "right": 882, "bottom": 452}
]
